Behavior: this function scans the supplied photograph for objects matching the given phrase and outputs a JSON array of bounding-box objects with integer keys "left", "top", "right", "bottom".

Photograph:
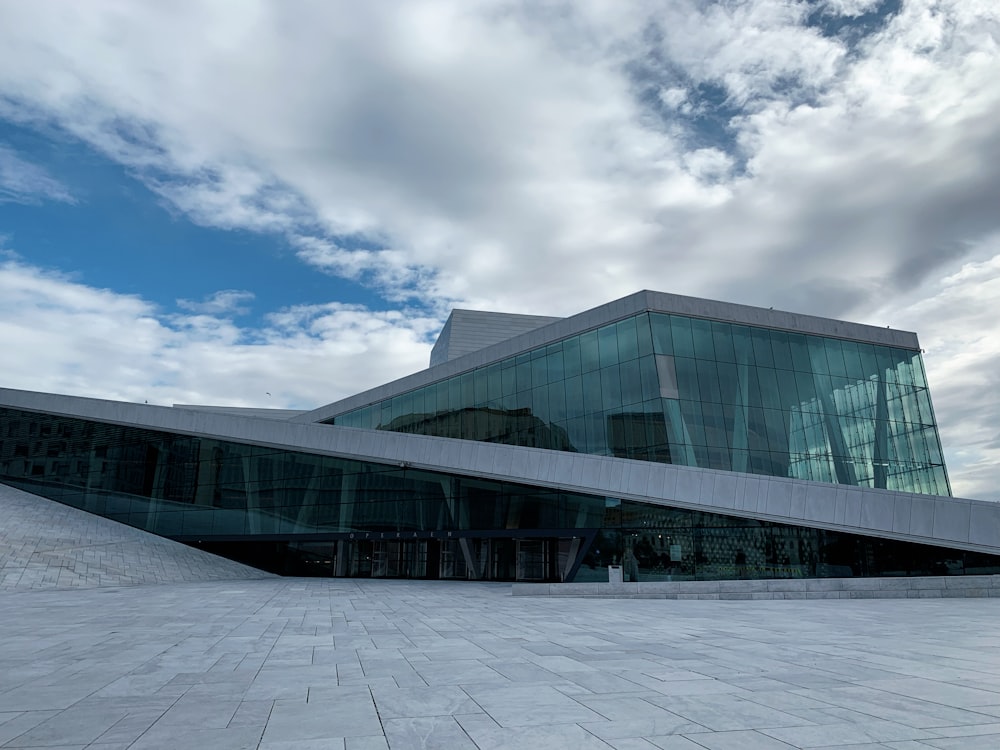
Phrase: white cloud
[
  {"left": 0, "top": 145, "right": 74, "bottom": 204},
  {"left": 177, "top": 290, "right": 255, "bottom": 316},
  {"left": 0, "top": 1, "right": 999, "bottom": 496},
  {"left": 0, "top": 258, "right": 435, "bottom": 408}
]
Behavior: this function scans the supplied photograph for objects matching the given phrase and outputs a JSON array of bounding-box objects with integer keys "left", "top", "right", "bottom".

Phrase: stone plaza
[{"left": 3, "top": 486, "right": 1000, "bottom": 749}]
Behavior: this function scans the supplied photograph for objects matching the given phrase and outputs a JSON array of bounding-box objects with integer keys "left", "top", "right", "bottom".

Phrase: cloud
[
  {"left": 177, "top": 290, "right": 256, "bottom": 317},
  {"left": 0, "top": 1, "right": 999, "bottom": 496},
  {"left": 0, "top": 257, "right": 436, "bottom": 408},
  {"left": 0, "top": 144, "right": 75, "bottom": 204}
]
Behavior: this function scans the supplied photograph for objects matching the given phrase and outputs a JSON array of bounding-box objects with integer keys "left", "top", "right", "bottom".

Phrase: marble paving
[{"left": 3, "top": 577, "right": 1000, "bottom": 749}]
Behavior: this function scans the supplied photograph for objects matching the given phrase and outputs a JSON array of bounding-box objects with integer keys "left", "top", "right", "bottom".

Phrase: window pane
[
  {"left": 670, "top": 316, "right": 695, "bottom": 358},
  {"left": 598, "top": 324, "right": 619, "bottom": 369},
  {"left": 616, "top": 317, "right": 640, "bottom": 362},
  {"left": 562, "top": 336, "right": 582, "bottom": 378},
  {"left": 691, "top": 318, "right": 715, "bottom": 360},
  {"left": 651, "top": 313, "right": 673, "bottom": 355},
  {"left": 711, "top": 321, "right": 735, "bottom": 363},
  {"left": 637, "top": 313, "right": 654, "bottom": 358},
  {"left": 580, "top": 330, "right": 600, "bottom": 373},
  {"left": 770, "top": 331, "right": 793, "bottom": 370},
  {"left": 601, "top": 365, "right": 622, "bottom": 409},
  {"left": 751, "top": 329, "right": 774, "bottom": 368}
]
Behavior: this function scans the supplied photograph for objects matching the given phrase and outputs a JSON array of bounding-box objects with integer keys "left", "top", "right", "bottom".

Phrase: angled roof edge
[
  {"left": 294, "top": 289, "right": 921, "bottom": 424},
  {"left": 0, "top": 386, "right": 989, "bottom": 557}
]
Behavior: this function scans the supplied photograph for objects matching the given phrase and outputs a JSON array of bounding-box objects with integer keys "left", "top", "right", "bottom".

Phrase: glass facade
[
  {"left": 332, "top": 312, "right": 950, "bottom": 495},
  {"left": 2, "top": 406, "right": 992, "bottom": 582}
]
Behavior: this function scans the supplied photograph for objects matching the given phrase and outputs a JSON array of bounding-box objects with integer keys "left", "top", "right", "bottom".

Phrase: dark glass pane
[
  {"left": 650, "top": 313, "right": 673, "bottom": 355},
  {"left": 515, "top": 358, "right": 531, "bottom": 393},
  {"left": 637, "top": 313, "right": 654, "bottom": 358},
  {"left": 530, "top": 352, "right": 549, "bottom": 389},
  {"left": 731, "top": 325, "right": 752, "bottom": 364},
  {"left": 639, "top": 356, "right": 660, "bottom": 402},
  {"left": 620, "top": 360, "right": 643, "bottom": 406},
  {"left": 473, "top": 368, "right": 488, "bottom": 404},
  {"left": 582, "top": 370, "right": 602, "bottom": 412},
  {"left": 770, "top": 331, "right": 793, "bottom": 370},
  {"left": 598, "top": 324, "right": 619, "bottom": 369},
  {"left": 711, "top": 321, "right": 735, "bottom": 363},
  {"left": 807, "top": 337, "right": 831, "bottom": 375},
  {"left": 841, "top": 340, "right": 865, "bottom": 382},
  {"left": 696, "top": 359, "right": 722, "bottom": 404},
  {"left": 670, "top": 316, "right": 695, "bottom": 358},
  {"left": 563, "top": 336, "right": 582, "bottom": 378},
  {"left": 691, "top": 318, "right": 715, "bottom": 360},
  {"left": 601, "top": 365, "right": 622, "bottom": 409},
  {"left": 616, "top": 317, "right": 640, "bottom": 362},
  {"left": 751, "top": 328, "right": 774, "bottom": 368},
  {"left": 775, "top": 369, "right": 800, "bottom": 407},
  {"left": 545, "top": 344, "right": 565, "bottom": 382},
  {"left": 565, "top": 375, "right": 585, "bottom": 419},
  {"left": 548, "top": 381, "right": 567, "bottom": 422},
  {"left": 824, "top": 339, "right": 847, "bottom": 378},
  {"left": 501, "top": 364, "right": 516, "bottom": 397},
  {"left": 580, "top": 330, "right": 600, "bottom": 373},
  {"left": 673, "top": 357, "right": 701, "bottom": 401},
  {"left": 486, "top": 363, "right": 502, "bottom": 401}
]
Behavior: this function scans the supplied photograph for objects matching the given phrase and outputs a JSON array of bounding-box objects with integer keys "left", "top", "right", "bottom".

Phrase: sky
[{"left": 0, "top": 0, "right": 998, "bottom": 500}]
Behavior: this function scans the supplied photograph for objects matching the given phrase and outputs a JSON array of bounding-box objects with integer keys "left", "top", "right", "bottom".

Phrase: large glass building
[{"left": 2, "top": 290, "right": 998, "bottom": 582}]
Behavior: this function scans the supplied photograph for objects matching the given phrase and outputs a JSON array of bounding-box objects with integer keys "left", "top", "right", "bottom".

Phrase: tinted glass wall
[
  {"left": 333, "top": 312, "right": 950, "bottom": 495},
  {"left": 0, "top": 407, "right": 604, "bottom": 540},
  {"left": 0, "top": 407, "right": 990, "bottom": 581}
]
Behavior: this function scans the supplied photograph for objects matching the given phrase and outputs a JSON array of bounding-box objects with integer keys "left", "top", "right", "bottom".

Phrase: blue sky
[
  {"left": 1, "top": 0, "right": 999, "bottom": 500},
  {"left": 0, "top": 119, "right": 382, "bottom": 326}
]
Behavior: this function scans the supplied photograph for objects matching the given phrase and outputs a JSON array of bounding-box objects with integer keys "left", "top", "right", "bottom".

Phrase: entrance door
[{"left": 516, "top": 539, "right": 549, "bottom": 581}]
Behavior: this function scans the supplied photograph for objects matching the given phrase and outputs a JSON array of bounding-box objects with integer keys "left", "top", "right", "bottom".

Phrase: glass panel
[
  {"left": 598, "top": 324, "right": 619, "bottom": 369},
  {"left": 824, "top": 338, "right": 847, "bottom": 378},
  {"left": 601, "top": 365, "right": 622, "bottom": 410},
  {"left": 565, "top": 375, "right": 585, "bottom": 420},
  {"left": 751, "top": 328, "right": 774, "bottom": 368},
  {"left": 474, "top": 368, "right": 488, "bottom": 404},
  {"left": 548, "top": 381, "right": 567, "bottom": 422},
  {"left": 580, "top": 330, "right": 600, "bottom": 373},
  {"left": 515, "top": 357, "right": 531, "bottom": 393},
  {"left": 562, "top": 336, "right": 582, "bottom": 378},
  {"left": 485, "top": 363, "right": 502, "bottom": 401},
  {"left": 696, "top": 359, "right": 722, "bottom": 404},
  {"left": 789, "top": 333, "right": 811, "bottom": 372},
  {"left": 841, "top": 340, "right": 865, "bottom": 382},
  {"left": 670, "top": 316, "right": 695, "bottom": 358},
  {"left": 691, "top": 318, "right": 715, "bottom": 360},
  {"left": 637, "top": 313, "right": 654, "bottom": 358},
  {"left": 770, "top": 331, "right": 793, "bottom": 371},
  {"left": 530, "top": 351, "right": 549, "bottom": 389},
  {"left": 619, "top": 360, "right": 643, "bottom": 406},
  {"left": 711, "top": 321, "right": 735, "bottom": 363},
  {"left": 545, "top": 344, "right": 565, "bottom": 382},
  {"left": 650, "top": 313, "right": 673, "bottom": 355},
  {"left": 673, "top": 357, "right": 701, "bottom": 401},
  {"left": 616, "top": 317, "right": 640, "bottom": 362}
]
